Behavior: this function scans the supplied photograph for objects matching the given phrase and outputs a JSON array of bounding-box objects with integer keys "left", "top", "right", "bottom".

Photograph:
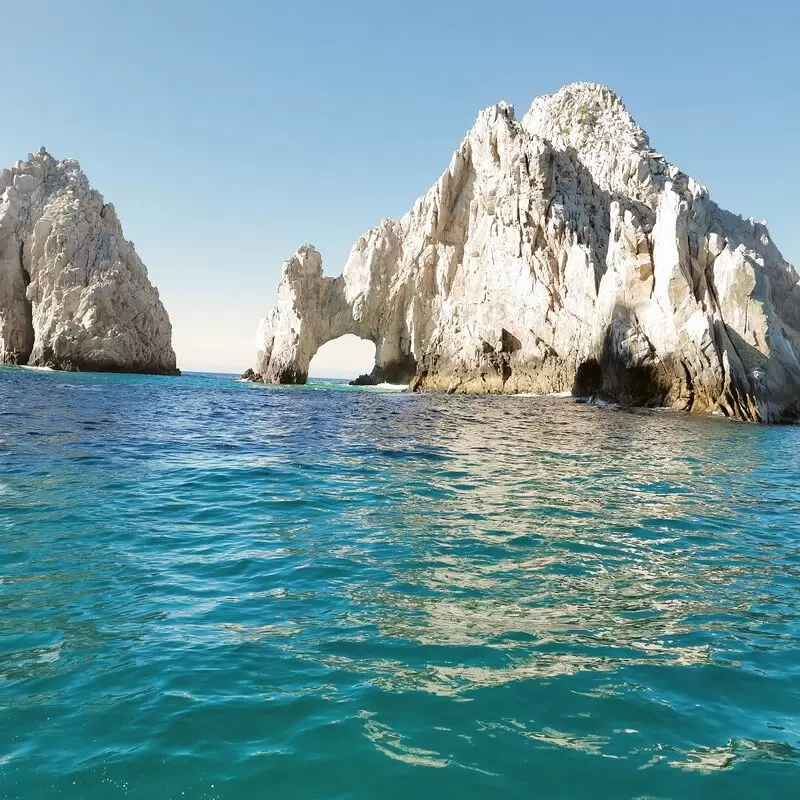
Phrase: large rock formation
[
  {"left": 0, "top": 149, "right": 178, "bottom": 374},
  {"left": 253, "top": 83, "right": 800, "bottom": 422}
]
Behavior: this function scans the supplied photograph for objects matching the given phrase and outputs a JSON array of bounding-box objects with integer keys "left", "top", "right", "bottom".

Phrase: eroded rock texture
[
  {"left": 0, "top": 150, "right": 177, "bottom": 374},
  {"left": 254, "top": 83, "right": 800, "bottom": 422}
]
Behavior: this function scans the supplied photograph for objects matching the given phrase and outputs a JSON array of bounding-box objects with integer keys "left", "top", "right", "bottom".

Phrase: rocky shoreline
[{"left": 249, "top": 83, "right": 800, "bottom": 423}]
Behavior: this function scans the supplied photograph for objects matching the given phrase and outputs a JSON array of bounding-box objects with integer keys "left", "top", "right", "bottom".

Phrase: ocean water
[{"left": 1, "top": 367, "right": 799, "bottom": 799}]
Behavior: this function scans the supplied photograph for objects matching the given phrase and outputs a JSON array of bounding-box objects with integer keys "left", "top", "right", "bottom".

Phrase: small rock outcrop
[
  {"left": 0, "top": 150, "right": 178, "bottom": 374},
  {"left": 253, "top": 84, "right": 800, "bottom": 422}
]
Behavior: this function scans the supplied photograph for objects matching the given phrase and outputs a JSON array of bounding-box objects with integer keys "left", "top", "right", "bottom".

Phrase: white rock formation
[
  {"left": 0, "top": 150, "right": 177, "bottom": 373},
  {"left": 253, "top": 83, "right": 800, "bottom": 422}
]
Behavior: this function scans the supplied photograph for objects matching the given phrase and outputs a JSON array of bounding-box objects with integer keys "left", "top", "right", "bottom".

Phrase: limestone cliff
[
  {"left": 0, "top": 149, "right": 178, "bottom": 374},
  {"left": 253, "top": 84, "right": 800, "bottom": 422}
]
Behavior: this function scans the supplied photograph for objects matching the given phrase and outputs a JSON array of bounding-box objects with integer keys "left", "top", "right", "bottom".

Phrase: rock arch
[
  {"left": 254, "top": 245, "right": 417, "bottom": 385},
  {"left": 251, "top": 84, "right": 800, "bottom": 422}
]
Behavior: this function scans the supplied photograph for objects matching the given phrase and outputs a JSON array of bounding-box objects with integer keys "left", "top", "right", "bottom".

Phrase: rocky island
[
  {"left": 249, "top": 83, "right": 800, "bottom": 423},
  {"left": 0, "top": 149, "right": 177, "bottom": 374}
]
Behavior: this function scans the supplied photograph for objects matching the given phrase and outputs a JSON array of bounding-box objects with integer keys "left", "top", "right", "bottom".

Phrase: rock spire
[{"left": 0, "top": 150, "right": 178, "bottom": 374}]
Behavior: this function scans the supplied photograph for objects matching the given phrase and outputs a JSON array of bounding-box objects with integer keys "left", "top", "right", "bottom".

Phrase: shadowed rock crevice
[
  {"left": 350, "top": 353, "right": 418, "bottom": 386},
  {"left": 0, "top": 236, "right": 35, "bottom": 364},
  {"left": 572, "top": 358, "right": 603, "bottom": 398},
  {"left": 252, "top": 83, "right": 800, "bottom": 423}
]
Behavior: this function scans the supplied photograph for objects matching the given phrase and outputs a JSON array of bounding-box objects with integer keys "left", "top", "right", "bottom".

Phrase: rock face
[
  {"left": 254, "top": 83, "right": 800, "bottom": 422},
  {"left": 0, "top": 150, "right": 178, "bottom": 374}
]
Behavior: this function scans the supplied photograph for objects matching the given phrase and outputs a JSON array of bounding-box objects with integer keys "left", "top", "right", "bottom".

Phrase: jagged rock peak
[
  {"left": 524, "top": 82, "right": 649, "bottom": 150},
  {"left": 0, "top": 149, "right": 178, "bottom": 374},
  {"left": 252, "top": 83, "right": 800, "bottom": 423}
]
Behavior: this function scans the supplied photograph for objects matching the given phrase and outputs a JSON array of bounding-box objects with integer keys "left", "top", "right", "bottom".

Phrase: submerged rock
[
  {"left": 0, "top": 150, "right": 178, "bottom": 374},
  {"left": 252, "top": 83, "right": 800, "bottom": 422},
  {"left": 349, "top": 371, "right": 377, "bottom": 387}
]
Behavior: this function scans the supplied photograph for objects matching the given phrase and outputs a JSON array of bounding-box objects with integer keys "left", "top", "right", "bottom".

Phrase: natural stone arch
[
  {"left": 251, "top": 84, "right": 800, "bottom": 420},
  {"left": 254, "top": 245, "right": 417, "bottom": 385}
]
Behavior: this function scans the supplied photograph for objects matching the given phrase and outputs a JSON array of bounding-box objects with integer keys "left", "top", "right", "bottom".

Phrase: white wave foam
[
  {"left": 371, "top": 383, "right": 408, "bottom": 392},
  {"left": 515, "top": 390, "right": 573, "bottom": 398}
]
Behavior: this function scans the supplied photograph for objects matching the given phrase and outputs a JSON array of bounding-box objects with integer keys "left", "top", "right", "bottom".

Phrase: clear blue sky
[{"left": 4, "top": 0, "right": 798, "bottom": 374}]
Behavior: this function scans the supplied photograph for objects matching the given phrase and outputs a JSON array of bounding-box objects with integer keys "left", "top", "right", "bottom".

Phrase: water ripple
[{"left": 1, "top": 367, "right": 799, "bottom": 798}]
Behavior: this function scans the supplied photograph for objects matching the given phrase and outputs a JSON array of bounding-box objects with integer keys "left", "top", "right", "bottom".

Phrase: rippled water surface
[{"left": 1, "top": 367, "right": 800, "bottom": 799}]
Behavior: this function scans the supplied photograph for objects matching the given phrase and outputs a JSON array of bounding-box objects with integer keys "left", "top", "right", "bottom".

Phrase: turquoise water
[{"left": 1, "top": 368, "right": 799, "bottom": 799}]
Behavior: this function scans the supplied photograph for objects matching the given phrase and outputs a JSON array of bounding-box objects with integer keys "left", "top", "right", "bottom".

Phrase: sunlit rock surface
[
  {"left": 0, "top": 149, "right": 177, "bottom": 374},
  {"left": 253, "top": 83, "right": 800, "bottom": 422}
]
